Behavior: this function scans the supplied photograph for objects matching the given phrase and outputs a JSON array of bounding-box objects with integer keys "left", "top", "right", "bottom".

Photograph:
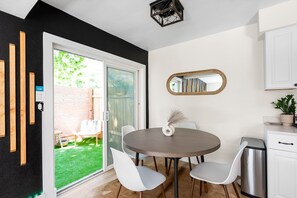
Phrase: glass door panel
[
  {"left": 106, "top": 67, "right": 136, "bottom": 166},
  {"left": 53, "top": 49, "right": 104, "bottom": 190}
]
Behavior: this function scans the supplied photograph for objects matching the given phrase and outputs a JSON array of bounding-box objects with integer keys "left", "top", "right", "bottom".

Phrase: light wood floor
[
  {"left": 59, "top": 158, "right": 249, "bottom": 198},
  {"left": 58, "top": 169, "right": 117, "bottom": 198}
]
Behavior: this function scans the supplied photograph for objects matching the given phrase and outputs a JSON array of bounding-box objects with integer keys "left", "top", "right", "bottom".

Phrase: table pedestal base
[{"left": 173, "top": 158, "right": 180, "bottom": 198}]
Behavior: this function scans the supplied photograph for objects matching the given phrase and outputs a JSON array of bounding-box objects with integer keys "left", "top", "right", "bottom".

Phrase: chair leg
[
  {"left": 204, "top": 182, "right": 208, "bottom": 193},
  {"left": 199, "top": 156, "right": 208, "bottom": 194},
  {"left": 96, "top": 135, "right": 98, "bottom": 145},
  {"left": 232, "top": 182, "right": 240, "bottom": 198},
  {"left": 188, "top": 157, "right": 192, "bottom": 171},
  {"left": 222, "top": 185, "right": 230, "bottom": 198},
  {"left": 58, "top": 134, "right": 63, "bottom": 148},
  {"left": 141, "top": 160, "right": 144, "bottom": 166},
  {"left": 166, "top": 159, "right": 172, "bottom": 175},
  {"left": 200, "top": 180, "right": 202, "bottom": 196},
  {"left": 135, "top": 153, "right": 139, "bottom": 166},
  {"left": 201, "top": 155, "right": 205, "bottom": 162},
  {"left": 190, "top": 178, "right": 195, "bottom": 198},
  {"left": 196, "top": 156, "right": 200, "bottom": 164},
  {"left": 140, "top": 191, "right": 143, "bottom": 198},
  {"left": 160, "top": 184, "right": 166, "bottom": 198},
  {"left": 153, "top": 157, "right": 158, "bottom": 172},
  {"left": 116, "top": 183, "right": 122, "bottom": 198}
]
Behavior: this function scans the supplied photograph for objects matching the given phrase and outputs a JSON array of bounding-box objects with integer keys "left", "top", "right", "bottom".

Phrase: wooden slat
[
  {"left": 29, "top": 72, "right": 35, "bottom": 125},
  {"left": 0, "top": 60, "right": 5, "bottom": 137},
  {"left": 20, "top": 31, "right": 26, "bottom": 165},
  {"left": 9, "top": 44, "right": 16, "bottom": 152}
]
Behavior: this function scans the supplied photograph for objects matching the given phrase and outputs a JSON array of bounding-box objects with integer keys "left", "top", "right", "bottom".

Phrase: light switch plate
[{"left": 36, "top": 91, "right": 44, "bottom": 102}]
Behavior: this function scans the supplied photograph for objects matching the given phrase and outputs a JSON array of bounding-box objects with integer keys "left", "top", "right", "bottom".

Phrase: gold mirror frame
[{"left": 166, "top": 69, "right": 227, "bottom": 95}]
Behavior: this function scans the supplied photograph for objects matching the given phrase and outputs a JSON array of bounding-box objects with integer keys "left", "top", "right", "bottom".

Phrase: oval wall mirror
[{"left": 167, "top": 69, "right": 227, "bottom": 95}]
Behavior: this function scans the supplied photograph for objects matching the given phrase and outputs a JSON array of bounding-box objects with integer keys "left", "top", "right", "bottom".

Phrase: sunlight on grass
[{"left": 55, "top": 137, "right": 103, "bottom": 189}]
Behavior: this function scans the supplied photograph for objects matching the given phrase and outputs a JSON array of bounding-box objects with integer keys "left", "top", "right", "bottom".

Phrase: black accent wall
[{"left": 0, "top": 1, "right": 148, "bottom": 197}]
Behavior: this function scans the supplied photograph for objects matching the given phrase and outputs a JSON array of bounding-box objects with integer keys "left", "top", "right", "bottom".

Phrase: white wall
[
  {"left": 259, "top": 0, "right": 297, "bottom": 32},
  {"left": 149, "top": 24, "right": 297, "bottom": 163}
]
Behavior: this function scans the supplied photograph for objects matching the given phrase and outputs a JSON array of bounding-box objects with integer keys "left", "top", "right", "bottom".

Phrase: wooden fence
[
  {"left": 54, "top": 86, "right": 103, "bottom": 135},
  {"left": 54, "top": 86, "right": 133, "bottom": 145}
]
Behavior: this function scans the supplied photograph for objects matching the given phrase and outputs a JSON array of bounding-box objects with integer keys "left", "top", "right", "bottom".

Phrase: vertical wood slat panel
[
  {"left": 9, "top": 44, "right": 16, "bottom": 152},
  {"left": 0, "top": 60, "right": 5, "bottom": 137},
  {"left": 20, "top": 31, "right": 26, "bottom": 165},
  {"left": 29, "top": 72, "right": 35, "bottom": 125}
]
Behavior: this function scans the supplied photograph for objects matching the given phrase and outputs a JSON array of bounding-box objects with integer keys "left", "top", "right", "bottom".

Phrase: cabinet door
[
  {"left": 268, "top": 149, "right": 297, "bottom": 198},
  {"left": 265, "top": 25, "right": 297, "bottom": 90}
]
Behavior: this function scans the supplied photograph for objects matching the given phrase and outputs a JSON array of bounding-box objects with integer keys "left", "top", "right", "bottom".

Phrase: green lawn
[{"left": 55, "top": 138, "right": 103, "bottom": 189}]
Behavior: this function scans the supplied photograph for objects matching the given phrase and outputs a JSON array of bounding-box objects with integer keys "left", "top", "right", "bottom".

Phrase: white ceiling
[
  {"left": 0, "top": 0, "right": 288, "bottom": 50},
  {"left": 0, "top": 0, "right": 37, "bottom": 19},
  {"left": 41, "top": 0, "right": 287, "bottom": 51}
]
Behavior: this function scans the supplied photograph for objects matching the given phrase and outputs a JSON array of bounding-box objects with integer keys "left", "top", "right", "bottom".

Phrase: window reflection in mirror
[{"left": 167, "top": 69, "right": 227, "bottom": 95}]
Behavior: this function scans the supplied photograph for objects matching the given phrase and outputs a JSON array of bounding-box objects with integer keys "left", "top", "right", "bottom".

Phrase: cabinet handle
[{"left": 278, "top": 141, "right": 294, "bottom": 146}]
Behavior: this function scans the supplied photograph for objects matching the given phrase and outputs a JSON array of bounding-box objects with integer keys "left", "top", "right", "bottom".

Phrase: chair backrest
[
  {"left": 110, "top": 148, "right": 146, "bottom": 191},
  {"left": 122, "top": 125, "right": 136, "bottom": 154},
  {"left": 174, "top": 121, "right": 197, "bottom": 129},
  {"left": 223, "top": 141, "right": 248, "bottom": 184},
  {"left": 80, "top": 120, "right": 101, "bottom": 133},
  {"left": 80, "top": 120, "right": 89, "bottom": 132}
]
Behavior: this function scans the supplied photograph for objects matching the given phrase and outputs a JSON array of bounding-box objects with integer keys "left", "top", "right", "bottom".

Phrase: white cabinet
[
  {"left": 265, "top": 25, "right": 297, "bottom": 90},
  {"left": 265, "top": 125, "right": 297, "bottom": 198},
  {"left": 268, "top": 149, "right": 297, "bottom": 198}
]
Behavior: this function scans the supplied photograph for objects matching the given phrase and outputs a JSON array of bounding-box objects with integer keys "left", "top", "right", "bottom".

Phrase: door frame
[{"left": 42, "top": 32, "right": 146, "bottom": 197}]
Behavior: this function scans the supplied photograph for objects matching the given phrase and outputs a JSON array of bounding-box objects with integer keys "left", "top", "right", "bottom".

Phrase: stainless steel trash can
[{"left": 241, "top": 137, "right": 266, "bottom": 198}]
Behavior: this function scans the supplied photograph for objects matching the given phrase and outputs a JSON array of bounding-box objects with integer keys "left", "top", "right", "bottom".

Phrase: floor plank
[{"left": 61, "top": 157, "right": 249, "bottom": 198}]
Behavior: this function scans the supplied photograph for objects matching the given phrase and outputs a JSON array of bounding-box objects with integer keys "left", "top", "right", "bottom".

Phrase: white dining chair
[
  {"left": 189, "top": 141, "right": 248, "bottom": 198},
  {"left": 174, "top": 121, "right": 197, "bottom": 129},
  {"left": 111, "top": 148, "right": 166, "bottom": 198},
  {"left": 122, "top": 125, "right": 158, "bottom": 171},
  {"left": 166, "top": 121, "right": 200, "bottom": 174}
]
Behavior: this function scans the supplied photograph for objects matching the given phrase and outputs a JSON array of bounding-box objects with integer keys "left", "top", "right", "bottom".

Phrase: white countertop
[{"left": 265, "top": 124, "right": 297, "bottom": 136}]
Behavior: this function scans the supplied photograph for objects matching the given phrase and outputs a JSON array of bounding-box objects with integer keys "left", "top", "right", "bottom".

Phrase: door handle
[
  {"left": 278, "top": 141, "right": 294, "bottom": 146},
  {"left": 103, "top": 111, "right": 110, "bottom": 121}
]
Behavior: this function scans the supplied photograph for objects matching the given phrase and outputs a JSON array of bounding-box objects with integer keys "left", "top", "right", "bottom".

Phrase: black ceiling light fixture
[{"left": 150, "top": 0, "right": 184, "bottom": 27}]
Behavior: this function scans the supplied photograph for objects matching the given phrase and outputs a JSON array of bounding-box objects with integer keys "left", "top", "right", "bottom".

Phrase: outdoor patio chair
[{"left": 75, "top": 120, "right": 102, "bottom": 145}]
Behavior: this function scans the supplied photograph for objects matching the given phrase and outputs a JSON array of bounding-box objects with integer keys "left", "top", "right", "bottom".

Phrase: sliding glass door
[
  {"left": 106, "top": 66, "right": 137, "bottom": 166},
  {"left": 42, "top": 33, "right": 146, "bottom": 197}
]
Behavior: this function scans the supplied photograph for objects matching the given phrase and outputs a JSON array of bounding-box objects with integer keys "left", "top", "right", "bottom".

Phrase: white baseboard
[{"left": 36, "top": 194, "right": 46, "bottom": 198}]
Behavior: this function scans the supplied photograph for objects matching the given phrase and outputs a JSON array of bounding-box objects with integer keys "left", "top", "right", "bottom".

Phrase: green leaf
[{"left": 272, "top": 94, "right": 296, "bottom": 114}]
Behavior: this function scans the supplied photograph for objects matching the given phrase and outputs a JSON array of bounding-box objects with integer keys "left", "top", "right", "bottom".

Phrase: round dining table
[{"left": 123, "top": 127, "right": 221, "bottom": 198}]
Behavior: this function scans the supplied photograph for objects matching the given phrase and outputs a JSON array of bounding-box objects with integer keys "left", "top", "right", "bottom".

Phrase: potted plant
[{"left": 272, "top": 94, "right": 296, "bottom": 126}]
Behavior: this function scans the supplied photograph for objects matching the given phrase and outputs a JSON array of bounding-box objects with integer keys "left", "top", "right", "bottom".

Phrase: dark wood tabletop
[{"left": 123, "top": 127, "right": 221, "bottom": 158}]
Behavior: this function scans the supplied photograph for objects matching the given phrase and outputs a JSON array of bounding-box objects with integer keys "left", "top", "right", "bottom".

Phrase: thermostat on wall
[{"left": 35, "top": 85, "right": 44, "bottom": 102}]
